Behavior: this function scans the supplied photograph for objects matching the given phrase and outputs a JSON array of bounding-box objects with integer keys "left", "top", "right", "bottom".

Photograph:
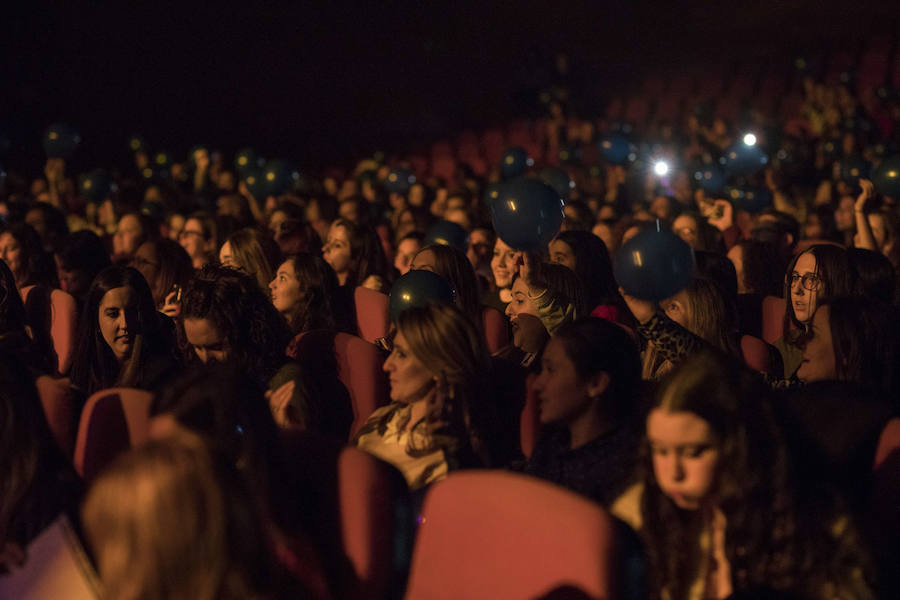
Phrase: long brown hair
[
  {"left": 413, "top": 244, "right": 483, "bottom": 330},
  {"left": 222, "top": 228, "right": 282, "bottom": 293}
]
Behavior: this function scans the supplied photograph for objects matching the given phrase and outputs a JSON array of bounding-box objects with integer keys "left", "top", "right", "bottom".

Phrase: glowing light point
[
  {"left": 653, "top": 161, "right": 669, "bottom": 176},
  {"left": 743, "top": 133, "right": 757, "bottom": 146}
]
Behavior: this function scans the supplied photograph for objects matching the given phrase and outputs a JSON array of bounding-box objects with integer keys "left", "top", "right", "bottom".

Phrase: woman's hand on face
[
  {"left": 516, "top": 251, "right": 544, "bottom": 296},
  {"left": 706, "top": 199, "right": 734, "bottom": 232},
  {"left": 267, "top": 380, "right": 296, "bottom": 428},
  {"left": 619, "top": 286, "right": 657, "bottom": 324}
]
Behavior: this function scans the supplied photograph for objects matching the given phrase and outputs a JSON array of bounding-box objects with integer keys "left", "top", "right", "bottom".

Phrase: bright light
[
  {"left": 653, "top": 161, "right": 669, "bottom": 176},
  {"left": 743, "top": 133, "right": 757, "bottom": 146}
]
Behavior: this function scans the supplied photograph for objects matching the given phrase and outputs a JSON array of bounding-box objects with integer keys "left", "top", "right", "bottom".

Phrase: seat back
[
  {"left": 520, "top": 373, "right": 540, "bottom": 459},
  {"left": 73, "top": 388, "right": 154, "bottom": 480},
  {"left": 482, "top": 306, "right": 509, "bottom": 354},
  {"left": 874, "top": 417, "right": 900, "bottom": 470},
  {"left": 20, "top": 286, "right": 78, "bottom": 375},
  {"left": 35, "top": 375, "right": 78, "bottom": 458},
  {"left": 355, "top": 286, "right": 390, "bottom": 344},
  {"left": 740, "top": 334, "right": 775, "bottom": 376},
  {"left": 405, "top": 471, "right": 619, "bottom": 600},
  {"left": 761, "top": 295, "right": 786, "bottom": 344}
]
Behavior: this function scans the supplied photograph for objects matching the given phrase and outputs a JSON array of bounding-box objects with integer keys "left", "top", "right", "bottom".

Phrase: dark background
[{"left": 2, "top": 1, "right": 897, "bottom": 174}]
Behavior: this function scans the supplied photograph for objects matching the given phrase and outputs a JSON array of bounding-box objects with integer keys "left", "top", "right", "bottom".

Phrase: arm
[
  {"left": 519, "top": 253, "right": 574, "bottom": 335},
  {"left": 853, "top": 179, "right": 878, "bottom": 251}
]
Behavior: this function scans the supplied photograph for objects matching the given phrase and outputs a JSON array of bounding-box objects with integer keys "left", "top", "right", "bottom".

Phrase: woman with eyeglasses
[{"left": 774, "top": 245, "right": 853, "bottom": 378}]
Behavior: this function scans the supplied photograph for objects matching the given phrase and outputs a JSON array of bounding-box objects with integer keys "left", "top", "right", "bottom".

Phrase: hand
[
  {"left": 706, "top": 199, "right": 733, "bottom": 232},
  {"left": 43, "top": 158, "right": 65, "bottom": 185},
  {"left": 161, "top": 288, "right": 182, "bottom": 318},
  {"left": 193, "top": 148, "right": 210, "bottom": 172},
  {"left": 855, "top": 178, "right": 874, "bottom": 212},
  {"left": 266, "top": 380, "right": 296, "bottom": 428},
  {"left": 515, "top": 251, "right": 543, "bottom": 296},
  {"left": 619, "top": 286, "right": 657, "bottom": 324}
]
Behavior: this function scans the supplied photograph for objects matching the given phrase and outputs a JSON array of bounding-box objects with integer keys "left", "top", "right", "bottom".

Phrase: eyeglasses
[{"left": 789, "top": 272, "right": 823, "bottom": 290}]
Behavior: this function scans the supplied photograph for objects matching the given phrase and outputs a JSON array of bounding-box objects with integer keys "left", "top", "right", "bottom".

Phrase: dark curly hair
[
  {"left": 180, "top": 264, "right": 291, "bottom": 385},
  {"left": 639, "top": 353, "right": 874, "bottom": 600},
  {"left": 553, "top": 230, "right": 619, "bottom": 308}
]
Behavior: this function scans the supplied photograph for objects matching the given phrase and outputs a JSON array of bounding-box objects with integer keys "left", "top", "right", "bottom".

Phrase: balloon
[
  {"left": 79, "top": 171, "right": 116, "bottom": 203},
  {"left": 262, "top": 159, "right": 300, "bottom": 197},
  {"left": 424, "top": 220, "right": 469, "bottom": 251},
  {"left": 389, "top": 270, "right": 456, "bottom": 321},
  {"left": 693, "top": 165, "right": 726, "bottom": 193},
  {"left": 724, "top": 186, "right": 773, "bottom": 214},
  {"left": 614, "top": 230, "right": 695, "bottom": 301},
  {"left": 873, "top": 155, "right": 900, "bottom": 198},
  {"left": 384, "top": 168, "right": 415, "bottom": 194},
  {"left": 482, "top": 182, "right": 503, "bottom": 210},
  {"left": 235, "top": 148, "right": 262, "bottom": 175},
  {"left": 42, "top": 124, "right": 81, "bottom": 159},
  {"left": 839, "top": 154, "right": 870, "bottom": 185},
  {"left": 539, "top": 167, "right": 574, "bottom": 199},
  {"left": 720, "top": 141, "right": 768, "bottom": 176},
  {"left": 500, "top": 147, "right": 532, "bottom": 179},
  {"left": 491, "top": 178, "right": 564, "bottom": 251},
  {"left": 598, "top": 135, "right": 632, "bottom": 165},
  {"left": 242, "top": 168, "right": 267, "bottom": 199},
  {"left": 128, "top": 135, "right": 146, "bottom": 153}
]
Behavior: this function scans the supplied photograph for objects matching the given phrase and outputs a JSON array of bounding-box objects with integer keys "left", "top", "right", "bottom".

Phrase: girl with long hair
[{"left": 219, "top": 227, "right": 283, "bottom": 293}]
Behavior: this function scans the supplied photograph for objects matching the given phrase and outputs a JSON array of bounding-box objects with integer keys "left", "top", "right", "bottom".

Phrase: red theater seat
[
  {"left": 761, "top": 296, "right": 786, "bottom": 345},
  {"left": 20, "top": 285, "right": 78, "bottom": 375},
  {"left": 354, "top": 286, "right": 390, "bottom": 345},
  {"left": 73, "top": 388, "right": 154, "bottom": 481},
  {"left": 405, "top": 471, "right": 620, "bottom": 600},
  {"left": 482, "top": 306, "right": 509, "bottom": 355}
]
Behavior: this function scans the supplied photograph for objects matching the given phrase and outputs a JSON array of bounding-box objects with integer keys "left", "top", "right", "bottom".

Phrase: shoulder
[{"left": 610, "top": 482, "right": 644, "bottom": 531}]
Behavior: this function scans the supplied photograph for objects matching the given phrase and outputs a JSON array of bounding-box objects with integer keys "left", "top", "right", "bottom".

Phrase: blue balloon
[
  {"left": 242, "top": 168, "right": 267, "bottom": 199},
  {"left": 614, "top": 230, "right": 695, "bottom": 301},
  {"left": 491, "top": 179, "right": 564, "bottom": 251},
  {"left": 482, "top": 182, "right": 504, "bottom": 210},
  {"left": 389, "top": 270, "right": 456, "bottom": 321},
  {"left": 79, "top": 171, "right": 116, "bottom": 203},
  {"left": 839, "top": 155, "right": 870, "bottom": 185},
  {"left": 384, "top": 168, "right": 416, "bottom": 194},
  {"left": 235, "top": 147, "right": 262, "bottom": 175},
  {"left": 500, "top": 147, "right": 532, "bottom": 179},
  {"left": 42, "top": 124, "right": 81, "bottom": 159},
  {"left": 724, "top": 186, "right": 773, "bottom": 214},
  {"left": 262, "top": 159, "right": 300, "bottom": 197},
  {"left": 720, "top": 142, "right": 768, "bottom": 176},
  {"left": 598, "top": 135, "right": 632, "bottom": 165},
  {"left": 539, "top": 167, "right": 574, "bottom": 200},
  {"left": 424, "top": 220, "right": 469, "bottom": 251},
  {"left": 873, "top": 155, "right": 900, "bottom": 198},
  {"left": 693, "top": 165, "right": 727, "bottom": 193}
]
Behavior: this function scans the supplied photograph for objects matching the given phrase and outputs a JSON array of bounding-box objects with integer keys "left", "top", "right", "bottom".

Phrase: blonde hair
[{"left": 81, "top": 433, "right": 267, "bottom": 600}]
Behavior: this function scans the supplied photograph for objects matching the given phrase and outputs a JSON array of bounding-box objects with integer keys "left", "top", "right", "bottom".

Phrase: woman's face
[
  {"left": 790, "top": 252, "right": 823, "bottom": 324},
  {"left": 672, "top": 214, "right": 699, "bottom": 249},
  {"left": 661, "top": 289, "right": 691, "bottom": 330},
  {"left": 179, "top": 218, "right": 209, "bottom": 261},
  {"left": 797, "top": 305, "right": 836, "bottom": 383},
  {"left": 98, "top": 286, "right": 138, "bottom": 361},
  {"left": 183, "top": 317, "right": 229, "bottom": 364},
  {"left": 167, "top": 214, "right": 185, "bottom": 241},
  {"left": 395, "top": 209, "right": 418, "bottom": 241},
  {"left": 322, "top": 224, "right": 352, "bottom": 281},
  {"left": 0, "top": 232, "right": 24, "bottom": 284},
  {"left": 113, "top": 215, "right": 144, "bottom": 258},
  {"left": 132, "top": 242, "right": 161, "bottom": 299},
  {"left": 394, "top": 238, "right": 421, "bottom": 276},
  {"left": 383, "top": 330, "right": 433, "bottom": 403},
  {"left": 505, "top": 277, "right": 542, "bottom": 347},
  {"left": 491, "top": 238, "right": 517, "bottom": 289},
  {"left": 219, "top": 240, "right": 238, "bottom": 269},
  {"left": 647, "top": 408, "right": 720, "bottom": 510},
  {"left": 548, "top": 239, "right": 576, "bottom": 271},
  {"left": 269, "top": 260, "right": 303, "bottom": 315},
  {"left": 533, "top": 337, "right": 591, "bottom": 426},
  {"left": 409, "top": 248, "right": 436, "bottom": 273}
]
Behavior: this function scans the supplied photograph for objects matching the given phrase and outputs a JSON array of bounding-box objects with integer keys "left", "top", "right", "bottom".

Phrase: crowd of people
[{"left": 1, "top": 41, "right": 900, "bottom": 600}]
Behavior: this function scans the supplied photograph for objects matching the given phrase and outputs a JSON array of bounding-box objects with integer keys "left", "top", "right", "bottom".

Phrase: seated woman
[
  {"left": 220, "top": 227, "right": 283, "bottom": 293},
  {"left": 269, "top": 253, "right": 345, "bottom": 335},
  {"left": 0, "top": 222, "right": 58, "bottom": 289},
  {"left": 54, "top": 230, "right": 112, "bottom": 305},
  {"left": 322, "top": 218, "right": 391, "bottom": 293},
  {"left": 178, "top": 211, "right": 219, "bottom": 270},
  {"left": 513, "top": 317, "right": 642, "bottom": 506},
  {"left": 774, "top": 244, "right": 853, "bottom": 377},
  {"left": 131, "top": 238, "right": 194, "bottom": 317},
  {"left": 549, "top": 230, "right": 624, "bottom": 321},
  {"left": 612, "top": 352, "right": 875, "bottom": 600},
  {"left": 483, "top": 236, "right": 518, "bottom": 313},
  {"left": 409, "top": 243, "right": 483, "bottom": 331},
  {"left": 503, "top": 254, "right": 587, "bottom": 368},
  {"left": 0, "top": 353, "right": 82, "bottom": 565},
  {"left": 70, "top": 266, "right": 180, "bottom": 396},
  {"left": 181, "top": 264, "right": 350, "bottom": 436},
  {"left": 355, "top": 303, "right": 496, "bottom": 491},
  {"left": 82, "top": 431, "right": 317, "bottom": 600},
  {"left": 112, "top": 211, "right": 158, "bottom": 263}
]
